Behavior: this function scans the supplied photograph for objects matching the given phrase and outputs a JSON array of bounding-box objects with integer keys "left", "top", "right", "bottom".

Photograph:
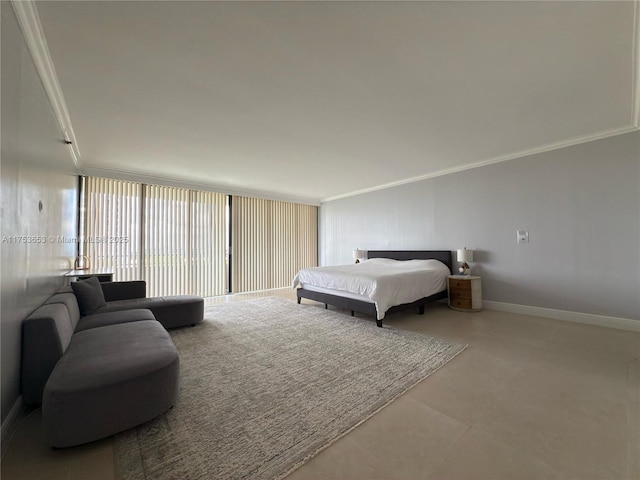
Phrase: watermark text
[{"left": 1, "top": 235, "right": 130, "bottom": 244}]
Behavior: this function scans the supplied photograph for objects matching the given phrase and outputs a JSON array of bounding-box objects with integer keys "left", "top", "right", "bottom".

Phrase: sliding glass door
[
  {"left": 82, "top": 176, "right": 316, "bottom": 297},
  {"left": 82, "top": 177, "right": 142, "bottom": 282},
  {"left": 231, "top": 196, "right": 317, "bottom": 293}
]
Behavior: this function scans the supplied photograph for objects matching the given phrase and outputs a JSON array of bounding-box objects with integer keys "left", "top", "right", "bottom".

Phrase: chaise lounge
[{"left": 67, "top": 279, "right": 205, "bottom": 330}]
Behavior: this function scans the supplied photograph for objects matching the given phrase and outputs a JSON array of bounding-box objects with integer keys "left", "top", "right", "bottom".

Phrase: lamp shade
[
  {"left": 353, "top": 249, "right": 366, "bottom": 260},
  {"left": 457, "top": 248, "right": 474, "bottom": 263}
]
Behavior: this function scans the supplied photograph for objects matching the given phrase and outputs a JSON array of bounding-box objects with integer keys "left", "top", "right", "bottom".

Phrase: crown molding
[
  {"left": 80, "top": 164, "right": 321, "bottom": 206},
  {"left": 11, "top": 0, "right": 81, "bottom": 168},
  {"left": 321, "top": 124, "right": 640, "bottom": 203},
  {"left": 323, "top": 0, "right": 640, "bottom": 204},
  {"left": 633, "top": 0, "right": 640, "bottom": 127}
]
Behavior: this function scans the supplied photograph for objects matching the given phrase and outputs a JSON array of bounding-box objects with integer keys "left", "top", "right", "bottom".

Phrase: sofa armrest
[
  {"left": 100, "top": 281, "right": 146, "bottom": 302},
  {"left": 21, "top": 304, "right": 72, "bottom": 405}
]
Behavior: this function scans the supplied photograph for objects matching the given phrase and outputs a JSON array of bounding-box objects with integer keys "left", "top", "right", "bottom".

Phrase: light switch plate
[{"left": 517, "top": 229, "right": 529, "bottom": 244}]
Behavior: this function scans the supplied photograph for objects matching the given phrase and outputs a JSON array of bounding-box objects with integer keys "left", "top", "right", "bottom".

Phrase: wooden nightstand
[{"left": 448, "top": 275, "right": 482, "bottom": 312}]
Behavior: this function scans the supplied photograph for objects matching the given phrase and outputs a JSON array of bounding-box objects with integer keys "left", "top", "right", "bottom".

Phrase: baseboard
[
  {"left": 1, "top": 396, "right": 23, "bottom": 459},
  {"left": 483, "top": 301, "right": 640, "bottom": 333}
]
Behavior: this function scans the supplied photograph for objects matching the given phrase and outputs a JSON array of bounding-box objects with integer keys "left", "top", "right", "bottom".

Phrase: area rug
[{"left": 114, "top": 297, "right": 466, "bottom": 480}]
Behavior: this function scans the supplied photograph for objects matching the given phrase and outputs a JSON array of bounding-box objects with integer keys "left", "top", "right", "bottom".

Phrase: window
[
  {"left": 82, "top": 177, "right": 316, "bottom": 296},
  {"left": 231, "top": 196, "right": 317, "bottom": 292},
  {"left": 82, "top": 177, "right": 141, "bottom": 281}
]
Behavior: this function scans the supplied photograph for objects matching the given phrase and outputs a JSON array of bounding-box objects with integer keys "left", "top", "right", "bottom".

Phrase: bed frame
[{"left": 296, "top": 250, "right": 452, "bottom": 327}]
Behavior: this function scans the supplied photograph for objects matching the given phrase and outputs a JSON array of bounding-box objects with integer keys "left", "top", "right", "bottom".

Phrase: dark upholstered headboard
[{"left": 366, "top": 250, "right": 452, "bottom": 274}]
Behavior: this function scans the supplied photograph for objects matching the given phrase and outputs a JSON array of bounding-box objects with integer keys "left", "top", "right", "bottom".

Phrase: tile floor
[{"left": 2, "top": 288, "right": 639, "bottom": 480}]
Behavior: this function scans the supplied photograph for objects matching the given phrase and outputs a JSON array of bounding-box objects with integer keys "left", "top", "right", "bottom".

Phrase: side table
[{"left": 448, "top": 275, "right": 482, "bottom": 312}]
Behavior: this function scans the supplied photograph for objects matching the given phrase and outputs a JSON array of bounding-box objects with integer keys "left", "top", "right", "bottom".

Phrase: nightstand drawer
[
  {"left": 450, "top": 297, "right": 472, "bottom": 309},
  {"left": 449, "top": 279, "right": 472, "bottom": 293},
  {"left": 449, "top": 291, "right": 471, "bottom": 302}
]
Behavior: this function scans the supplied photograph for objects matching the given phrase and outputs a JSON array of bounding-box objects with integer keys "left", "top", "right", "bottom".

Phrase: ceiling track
[{"left": 11, "top": 0, "right": 81, "bottom": 168}]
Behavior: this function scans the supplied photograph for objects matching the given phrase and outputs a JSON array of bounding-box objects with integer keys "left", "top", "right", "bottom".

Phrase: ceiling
[{"left": 32, "top": 1, "right": 639, "bottom": 204}]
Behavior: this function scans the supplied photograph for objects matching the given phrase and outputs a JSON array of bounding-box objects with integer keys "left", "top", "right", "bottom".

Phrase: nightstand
[{"left": 448, "top": 275, "right": 482, "bottom": 312}]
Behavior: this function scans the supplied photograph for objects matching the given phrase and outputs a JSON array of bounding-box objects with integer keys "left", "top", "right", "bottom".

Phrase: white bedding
[{"left": 292, "top": 258, "right": 450, "bottom": 320}]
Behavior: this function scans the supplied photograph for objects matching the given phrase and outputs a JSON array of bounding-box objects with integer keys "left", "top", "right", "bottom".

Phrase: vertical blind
[
  {"left": 189, "top": 190, "right": 227, "bottom": 297},
  {"left": 231, "top": 196, "right": 318, "bottom": 292},
  {"left": 83, "top": 177, "right": 227, "bottom": 297},
  {"left": 83, "top": 177, "right": 142, "bottom": 281},
  {"left": 143, "top": 185, "right": 190, "bottom": 297},
  {"left": 83, "top": 177, "right": 316, "bottom": 297}
]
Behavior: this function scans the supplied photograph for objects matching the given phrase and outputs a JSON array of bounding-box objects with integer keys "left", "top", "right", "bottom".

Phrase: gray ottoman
[{"left": 42, "top": 320, "right": 179, "bottom": 448}]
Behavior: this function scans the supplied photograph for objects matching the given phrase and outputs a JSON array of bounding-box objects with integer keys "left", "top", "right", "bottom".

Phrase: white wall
[
  {"left": 320, "top": 131, "right": 640, "bottom": 322},
  {"left": 1, "top": 3, "right": 78, "bottom": 423}
]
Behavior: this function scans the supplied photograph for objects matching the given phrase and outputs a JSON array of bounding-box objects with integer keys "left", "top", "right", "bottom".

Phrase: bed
[{"left": 293, "top": 250, "right": 452, "bottom": 327}]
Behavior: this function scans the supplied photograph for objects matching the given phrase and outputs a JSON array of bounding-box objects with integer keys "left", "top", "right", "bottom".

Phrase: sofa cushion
[
  {"left": 76, "top": 309, "right": 156, "bottom": 332},
  {"left": 93, "top": 297, "right": 159, "bottom": 313},
  {"left": 45, "top": 293, "right": 81, "bottom": 329},
  {"left": 42, "top": 320, "right": 179, "bottom": 448},
  {"left": 93, "top": 295, "right": 204, "bottom": 329},
  {"left": 100, "top": 281, "right": 146, "bottom": 301},
  {"left": 71, "top": 277, "right": 107, "bottom": 315}
]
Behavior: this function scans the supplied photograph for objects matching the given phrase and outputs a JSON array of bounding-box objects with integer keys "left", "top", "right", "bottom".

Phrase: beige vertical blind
[
  {"left": 84, "top": 177, "right": 227, "bottom": 297},
  {"left": 83, "top": 177, "right": 142, "bottom": 281},
  {"left": 189, "top": 190, "right": 227, "bottom": 297},
  {"left": 232, "top": 197, "right": 270, "bottom": 292},
  {"left": 143, "top": 185, "right": 190, "bottom": 297},
  {"left": 232, "top": 196, "right": 317, "bottom": 292}
]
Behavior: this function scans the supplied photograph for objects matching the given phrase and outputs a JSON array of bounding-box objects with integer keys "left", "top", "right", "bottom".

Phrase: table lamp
[{"left": 456, "top": 248, "right": 474, "bottom": 275}]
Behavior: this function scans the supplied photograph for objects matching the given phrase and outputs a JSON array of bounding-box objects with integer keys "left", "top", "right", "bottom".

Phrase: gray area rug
[{"left": 114, "top": 297, "right": 466, "bottom": 480}]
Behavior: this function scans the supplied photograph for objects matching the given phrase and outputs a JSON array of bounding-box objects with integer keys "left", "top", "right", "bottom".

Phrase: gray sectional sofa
[{"left": 21, "top": 277, "right": 204, "bottom": 448}]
